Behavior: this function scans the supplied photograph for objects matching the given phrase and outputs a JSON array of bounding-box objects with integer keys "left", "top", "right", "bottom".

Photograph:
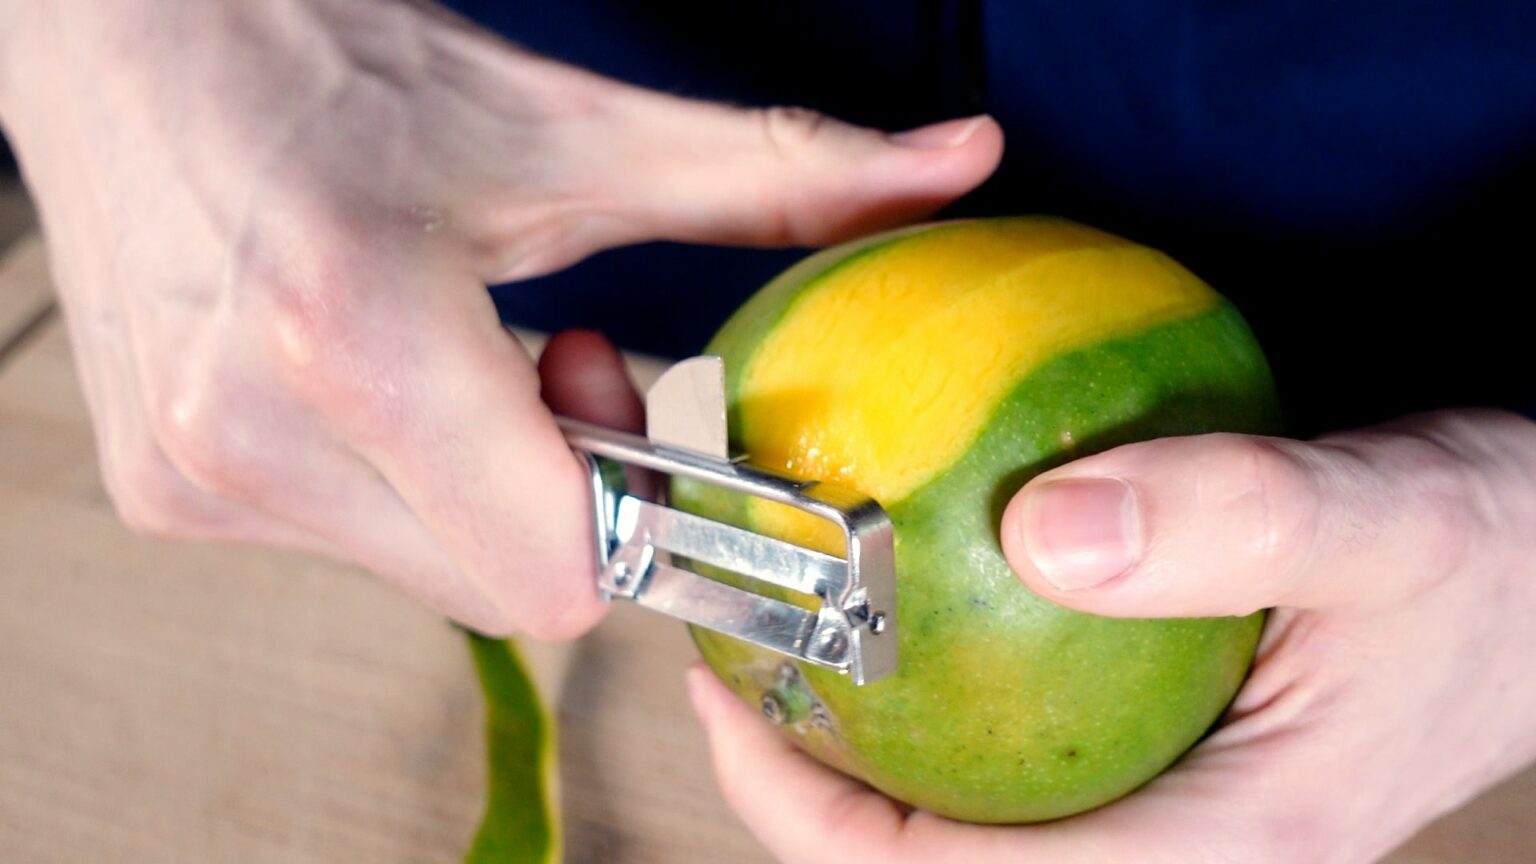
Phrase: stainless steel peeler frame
[{"left": 557, "top": 357, "right": 897, "bottom": 685}]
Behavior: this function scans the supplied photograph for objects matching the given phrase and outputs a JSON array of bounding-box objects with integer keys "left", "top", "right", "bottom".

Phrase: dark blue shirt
[{"left": 444, "top": 0, "right": 1536, "bottom": 435}]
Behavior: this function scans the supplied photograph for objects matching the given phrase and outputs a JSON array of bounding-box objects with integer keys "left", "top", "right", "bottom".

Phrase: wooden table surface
[{"left": 1, "top": 233, "right": 1533, "bottom": 863}]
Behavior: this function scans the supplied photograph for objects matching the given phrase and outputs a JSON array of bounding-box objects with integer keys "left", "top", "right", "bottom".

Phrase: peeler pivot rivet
[
  {"left": 612, "top": 561, "right": 632, "bottom": 588},
  {"left": 761, "top": 692, "right": 788, "bottom": 726},
  {"left": 868, "top": 612, "right": 886, "bottom": 635}
]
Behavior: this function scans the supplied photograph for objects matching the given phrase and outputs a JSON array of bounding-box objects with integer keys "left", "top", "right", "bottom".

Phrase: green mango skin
[
  {"left": 672, "top": 223, "right": 1282, "bottom": 824},
  {"left": 465, "top": 634, "right": 559, "bottom": 864}
]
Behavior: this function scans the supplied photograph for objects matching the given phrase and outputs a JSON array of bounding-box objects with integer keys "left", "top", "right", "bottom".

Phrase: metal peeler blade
[{"left": 557, "top": 356, "right": 897, "bottom": 685}]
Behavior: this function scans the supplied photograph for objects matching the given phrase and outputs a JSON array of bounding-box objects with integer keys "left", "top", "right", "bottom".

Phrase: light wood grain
[
  {"left": 0, "top": 235, "right": 51, "bottom": 355},
  {"left": 0, "top": 178, "right": 35, "bottom": 255},
  {"left": 0, "top": 231, "right": 1532, "bottom": 863}
]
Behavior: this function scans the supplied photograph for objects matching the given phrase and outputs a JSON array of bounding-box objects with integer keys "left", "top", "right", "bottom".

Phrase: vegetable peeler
[{"left": 557, "top": 356, "right": 897, "bottom": 685}]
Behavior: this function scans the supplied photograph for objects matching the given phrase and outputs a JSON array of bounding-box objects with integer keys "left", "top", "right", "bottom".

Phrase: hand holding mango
[
  {"left": 659, "top": 226, "right": 1536, "bottom": 861},
  {"left": 686, "top": 408, "right": 1536, "bottom": 863}
]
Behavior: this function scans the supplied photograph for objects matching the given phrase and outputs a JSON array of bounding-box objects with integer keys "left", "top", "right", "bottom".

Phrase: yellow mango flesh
[{"left": 740, "top": 219, "right": 1218, "bottom": 550}]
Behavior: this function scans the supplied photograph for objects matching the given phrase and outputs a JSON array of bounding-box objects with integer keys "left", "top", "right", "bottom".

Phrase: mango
[{"left": 672, "top": 217, "right": 1280, "bottom": 823}]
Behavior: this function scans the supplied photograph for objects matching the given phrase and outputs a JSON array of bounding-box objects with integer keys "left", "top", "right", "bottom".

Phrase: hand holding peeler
[{"left": 557, "top": 356, "right": 897, "bottom": 685}]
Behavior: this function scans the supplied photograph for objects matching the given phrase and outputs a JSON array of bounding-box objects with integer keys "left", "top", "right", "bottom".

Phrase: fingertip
[
  {"left": 999, "top": 483, "right": 1043, "bottom": 587},
  {"left": 529, "top": 589, "right": 608, "bottom": 642},
  {"left": 489, "top": 555, "right": 610, "bottom": 641},
  {"left": 538, "top": 327, "right": 610, "bottom": 361},
  {"left": 815, "top": 115, "right": 1002, "bottom": 240},
  {"left": 536, "top": 327, "right": 618, "bottom": 385},
  {"left": 688, "top": 663, "right": 775, "bottom": 740},
  {"left": 1008, "top": 476, "right": 1144, "bottom": 598},
  {"left": 883, "top": 114, "right": 1003, "bottom": 179},
  {"left": 538, "top": 328, "right": 645, "bottom": 431},
  {"left": 887, "top": 114, "right": 1003, "bottom": 163},
  {"left": 887, "top": 115, "right": 986, "bottom": 149},
  {"left": 962, "top": 114, "right": 1006, "bottom": 176}
]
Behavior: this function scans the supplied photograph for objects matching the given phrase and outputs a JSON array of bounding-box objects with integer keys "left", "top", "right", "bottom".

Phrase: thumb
[
  {"left": 603, "top": 100, "right": 1004, "bottom": 248},
  {"left": 483, "top": 55, "right": 1003, "bottom": 280},
  {"left": 999, "top": 422, "right": 1493, "bottom": 618}
]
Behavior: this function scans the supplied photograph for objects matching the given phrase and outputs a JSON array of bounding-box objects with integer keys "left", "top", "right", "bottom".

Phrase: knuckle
[
  {"left": 102, "top": 450, "right": 200, "bottom": 539},
  {"left": 1203, "top": 434, "right": 1320, "bottom": 576},
  {"left": 750, "top": 105, "right": 844, "bottom": 244},
  {"left": 262, "top": 271, "right": 364, "bottom": 376},
  {"left": 247, "top": 213, "right": 379, "bottom": 368},
  {"left": 1397, "top": 433, "right": 1483, "bottom": 578},
  {"left": 260, "top": 274, "right": 409, "bottom": 428},
  {"left": 757, "top": 105, "right": 835, "bottom": 161},
  {"left": 749, "top": 100, "right": 879, "bottom": 248},
  {"left": 145, "top": 376, "right": 274, "bottom": 504}
]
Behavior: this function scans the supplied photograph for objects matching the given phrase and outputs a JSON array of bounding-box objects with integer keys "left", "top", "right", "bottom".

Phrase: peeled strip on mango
[{"left": 465, "top": 634, "right": 560, "bottom": 864}]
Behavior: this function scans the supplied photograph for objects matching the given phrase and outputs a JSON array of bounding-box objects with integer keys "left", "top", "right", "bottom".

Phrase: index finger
[{"left": 271, "top": 264, "right": 606, "bottom": 639}]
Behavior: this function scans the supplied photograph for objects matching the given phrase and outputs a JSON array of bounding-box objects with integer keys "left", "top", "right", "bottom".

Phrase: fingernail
[
  {"left": 1019, "top": 477, "right": 1142, "bottom": 591},
  {"left": 888, "top": 115, "right": 988, "bottom": 149}
]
